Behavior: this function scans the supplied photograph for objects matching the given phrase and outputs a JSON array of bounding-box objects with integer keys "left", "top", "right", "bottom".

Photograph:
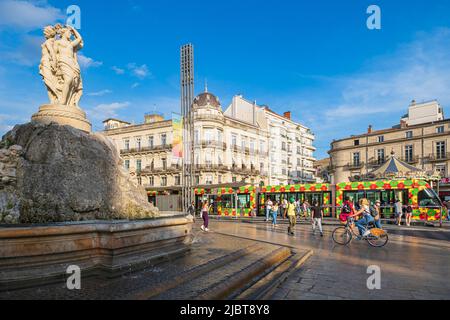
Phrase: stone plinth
[
  {"left": 0, "top": 215, "right": 193, "bottom": 290},
  {"left": 31, "top": 104, "right": 92, "bottom": 133}
]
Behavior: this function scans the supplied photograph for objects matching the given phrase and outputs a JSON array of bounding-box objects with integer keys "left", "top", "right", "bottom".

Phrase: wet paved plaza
[{"left": 211, "top": 220, "right": 450, "bottom": 300}]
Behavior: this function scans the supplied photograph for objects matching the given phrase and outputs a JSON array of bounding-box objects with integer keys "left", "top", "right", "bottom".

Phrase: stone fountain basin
[{"left": 0, "top": 213, "right": 192, "bottom": 291}]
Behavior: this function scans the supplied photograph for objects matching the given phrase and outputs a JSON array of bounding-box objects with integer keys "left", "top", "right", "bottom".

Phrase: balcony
[
  {"left": 194, "top": 164, "right": 229, "bottom": 172},
  {"left": 141, "top": 164, "right": 181, "bottom": 175},
  {"left": 426, "top": 153, "right": 450, "bottom": 162},
  {"left": 399, "top": 155, "right": 420, "bottom": 164},
  {"left": 198, "top": 140, "right": 227, "bottom": 150},
  {"left": 343, "top": 162, "right": 365, "bottom": 170},
  {"left": 120, "top": 144, "right": 172, "bottom": 155}
]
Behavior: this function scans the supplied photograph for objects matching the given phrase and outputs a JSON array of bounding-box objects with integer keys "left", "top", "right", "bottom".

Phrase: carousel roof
[{"left": 370, "top": 151, "right": 423, "bottom": 177}]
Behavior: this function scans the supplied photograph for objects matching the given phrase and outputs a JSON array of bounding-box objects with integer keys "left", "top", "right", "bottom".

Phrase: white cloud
[
  {"left": 0, "top": 0, "right": 63, "bottom": 31},
  {"left": 87, "top": 89, "right": 112, "bottom": 97},
  {"left": 87, "top": 102, "right": 130, "bottom": 121},
  {"left": 0, "top": 35, "right": 42, "bottom": 66},
  {"left": 127, "top": 63, "right": 150, "bottom": 79},
  {"left": 131, "top": 83, "right": 140, "bottom": 89},
  {"left": 111, "top": 66, "right": 125, "bottom": 75},
  {"left": 78, "top": 54, "right": 103, "bottom": 69}
]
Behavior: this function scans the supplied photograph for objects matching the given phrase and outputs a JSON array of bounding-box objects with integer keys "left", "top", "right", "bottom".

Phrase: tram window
[
  {"left": 418, "top": 189, "right": 441, "bottom": 207},
  {"left": 343, "top": 191, "right": 365, "bottom": 207},
  {"left": 219, "top": 194, "right": 234, "bottom": 208},
  {"left": 237, "top": 194, "right": 250, "bottom": 208},
  {"left": 365, "top": 191, "right": 381, "bottom": 205}
]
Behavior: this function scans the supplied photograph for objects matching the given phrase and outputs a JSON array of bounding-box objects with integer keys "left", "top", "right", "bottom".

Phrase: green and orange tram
[{"left": 193, "top": 178, "right": 444, "bottom": 222}]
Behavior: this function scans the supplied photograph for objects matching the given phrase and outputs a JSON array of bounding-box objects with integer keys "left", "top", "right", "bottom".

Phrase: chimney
[
  {"left": 368, "top": 125, "right": 373, "bottom": 134},
  {"left": 400, "top": 119, "right": 408, "bottom": 129},
  {"left": 283, "top": 111, "right": 291, "bottom": 120}
]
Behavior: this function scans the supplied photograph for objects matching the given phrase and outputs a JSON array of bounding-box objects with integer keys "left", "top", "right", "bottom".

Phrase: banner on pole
[{"left": 172, "top": 112, "right": 183, "bottom": 159}]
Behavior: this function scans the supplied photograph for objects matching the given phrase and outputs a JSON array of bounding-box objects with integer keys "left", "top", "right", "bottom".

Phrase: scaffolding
[{"left": 180, "top": 44, "right": 195, "bottom": 213}]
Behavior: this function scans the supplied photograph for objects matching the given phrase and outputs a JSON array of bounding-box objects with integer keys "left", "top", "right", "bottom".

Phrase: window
[
  {"left": 218, "top": 175, "right": 222, "bottom": 184},
  {"left": 136, "top": 137, "right": 141, "bottom": 150},
  {"left": 162, "top": 158, "right": 167, "bottom": 170},
  {"left": 297, "top": 146, "right": 301, "bottom": 155},
  {"left": 259, "top": 140, "right": 265, "bottom": 154},
  {"left": 418, "top": 189, "right": 441, "bottom": 207},
  {"left": 217, "top": 130, "right": 223, "bottom": 143},
  {"left": 206, "top": 175, "right": 213, "bottom": 185},
  {"left": 405, "top": 145, "right": 413, "bottom": 163},
  {"left": 124, "top": 139, "right": 130, "bottom": 150},
  {"left": 282, "top": 142, "right": 286, "bottom": 151},
  {"left": 231, "top": 134, "right": 237, "bottom": 147},
  {"left": 149, "top": 176, "right": 154, "bottom": 186},
  {"left": 148, "top": 136, "right": 154, "bottom": 148},
  {"left": 437, "top": 126, "right": 445, "bottom": 134},
  {"left": 124, "top": 159, "right": 130, "bottom": 170},
  {"left": 377, "top": 149, "right": 385, "bottom": 164},
  {"left": 436, "top": 141, "right": 446, "bottom": 159},
  {"left": 136, "top": 159, "right": 142, "bottom": 173},
  {"left": 250, "top": 140, "right": 255, "bottom": 153},
  {"left": 195, "top": 175, "right": 200, "bottom": 185},
  {"left": 241, "top": 138, "right": 246, "bottom": 151},
  {"left": 161, "top": 176, "right": 167, "bottom": 187},
  {"left": 137, "top": 177, "right": 142, "bottom": 185},
  {"left": 204, "top": 128, "right": 214, "bottom": 143},
  {"left": 161, "top": 133, "right": 167, "bottom": 146},
  {"left": 436, "top": 165, "right": 446, "bottom": 177},
  {"left": 406, "top": 131, "right": 413, "bottom": 139},
  {"left": 194, "top": 130, "right": 200, "bottom": 145},
  {"left": 353, "top": 152, "right": 360, "bottom": 166},
  {"left": 175, "top": 175, "right": 181, "bottom": 186},
  {"left": 232, "top": 176, "right": 237, "bottom": 183},
  {"left": 297, "top": 158, "right": 301, "bottom": 166},
  {"left": 354, "top": 139, "right": 360, "bottom": 146},
  {"left": 205, "top": 152, "right": 212, "bottom": 166},
  {"left": 378, "top": 136, "right": 384, "bottom": 143}
]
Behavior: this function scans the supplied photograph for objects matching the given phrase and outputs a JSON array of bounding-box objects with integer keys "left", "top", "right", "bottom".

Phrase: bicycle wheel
[
  {"left": 332, "top": 227, "right": 352, "bottom": 245},
  {"left": 367, "top": 229, "right": 389, "bottom": 247}
]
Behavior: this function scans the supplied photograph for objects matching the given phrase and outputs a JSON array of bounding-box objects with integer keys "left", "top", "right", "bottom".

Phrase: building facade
[
  {"left": 223, "top": 95, "right": 316, "bottom": 185},
  {"left": 103, "top": 90, "right": 316, "bottom": 192},
  {"left": 329, "top": 100, "right": 450, "bottom": 184}
]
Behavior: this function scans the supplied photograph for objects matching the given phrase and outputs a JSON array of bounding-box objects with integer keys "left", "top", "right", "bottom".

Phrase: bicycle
[{"left": 332, "top": 218, "right": 389, "bottom": 247}]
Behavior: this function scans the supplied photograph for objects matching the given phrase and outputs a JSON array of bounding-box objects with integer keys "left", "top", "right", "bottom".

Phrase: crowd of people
[{"left": 190, "top": 195, "right": 450, "bottom": 235}]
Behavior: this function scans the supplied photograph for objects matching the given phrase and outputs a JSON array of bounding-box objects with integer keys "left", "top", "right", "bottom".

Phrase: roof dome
[{"left": 193, "top": 91, "right": 221, "bottom": 109}]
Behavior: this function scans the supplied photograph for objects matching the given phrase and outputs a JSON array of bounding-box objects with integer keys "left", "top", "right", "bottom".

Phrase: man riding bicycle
[{"left": 348, "top": 198, "right": 375, "bottom": 239}]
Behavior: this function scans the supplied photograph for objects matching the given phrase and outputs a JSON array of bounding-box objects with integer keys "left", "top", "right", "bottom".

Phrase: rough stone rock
[{"left": 0, "top": 122, "right": 159, "bottom": 224}]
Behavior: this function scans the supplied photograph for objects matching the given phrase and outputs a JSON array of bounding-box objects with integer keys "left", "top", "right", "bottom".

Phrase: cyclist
[{"left": 349, "top": 198, "right": 374, "bottom": 239}]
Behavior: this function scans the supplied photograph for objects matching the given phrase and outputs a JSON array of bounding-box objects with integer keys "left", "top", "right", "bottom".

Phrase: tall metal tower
[{"left": 180, "top": 44, "right": 195, "bottom": 212}]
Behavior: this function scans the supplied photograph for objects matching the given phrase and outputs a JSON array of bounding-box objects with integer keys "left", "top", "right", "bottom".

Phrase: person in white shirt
[{"left": 265, "top": 198, "right": 273, "bottom": 222}]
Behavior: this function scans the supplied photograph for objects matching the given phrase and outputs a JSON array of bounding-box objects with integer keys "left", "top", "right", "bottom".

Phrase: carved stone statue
[{"left": 32, "top": 24, "right": 91, "bottom": 132}]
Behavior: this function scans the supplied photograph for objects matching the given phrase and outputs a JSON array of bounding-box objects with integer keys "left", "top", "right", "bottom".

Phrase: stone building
[
  {"left": 223, "top": 95, "right": 316, "bottom": 185},
  {"left": 102, "top": 89, "right": 317, "bottom": 193},
  {"left": 328, "top": 100, "right": 450, "bottom": 184}
]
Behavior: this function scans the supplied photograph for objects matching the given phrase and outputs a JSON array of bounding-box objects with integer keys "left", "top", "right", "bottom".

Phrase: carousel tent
[{"left": 370, "top": 151, "right": 424, "bottom": 178}]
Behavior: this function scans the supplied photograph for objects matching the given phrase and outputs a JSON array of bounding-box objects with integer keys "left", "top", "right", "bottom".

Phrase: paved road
[{"left": 209, "top": 220, "right": 450, "bottom": 300}]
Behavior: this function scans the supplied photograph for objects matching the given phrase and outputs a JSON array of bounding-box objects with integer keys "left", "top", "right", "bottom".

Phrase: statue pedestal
[{"left": 31, "top": 104, "right": 92, "bottom": 133}]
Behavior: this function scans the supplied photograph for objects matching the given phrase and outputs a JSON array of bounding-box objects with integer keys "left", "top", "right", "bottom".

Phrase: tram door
[{"left": 195, "top": 194, "right": 218, "bottom": 215}]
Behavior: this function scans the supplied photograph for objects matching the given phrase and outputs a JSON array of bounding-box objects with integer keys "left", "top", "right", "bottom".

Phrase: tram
[{"left": 193, "top": 179, "right": 444, "bottom": 221}]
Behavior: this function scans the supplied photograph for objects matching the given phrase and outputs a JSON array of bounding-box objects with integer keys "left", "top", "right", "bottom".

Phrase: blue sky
[{"left": 1, "top": 0, "right": 450, "bottom": 159}]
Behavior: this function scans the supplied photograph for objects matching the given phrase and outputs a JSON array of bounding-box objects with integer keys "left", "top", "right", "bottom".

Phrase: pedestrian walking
[
  {"left": 287, "top": 197, "right": 296, "bottom": 236},
  {"left": 295, "top": 199, "right": 301, "bottom": 219},
  {"left": 405, "top": 204, "right": 413, "bottom": 226},
  {"left": 282, "top": 198, "right": 288, "bottom": 219},
  {"left": 187, "top": 201, "right": 195, "bottom": 219},
  {"left": 311, "top": 201, "right": 323, "bottom": 237},
  {"left": 200, "top": 201, "right": 210, "bottom": 232},
  {"left": 271, "top": 201, "right": 279, "bottom": 227},
  {"left": 373, "top": 200, "right": 382, "bottom": 229},
  {"left": 395, "top": 199, "right": 403, "bottom": 226},
  {"left": 265, "top": 197, "right": 273, "bottom": 222}
]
